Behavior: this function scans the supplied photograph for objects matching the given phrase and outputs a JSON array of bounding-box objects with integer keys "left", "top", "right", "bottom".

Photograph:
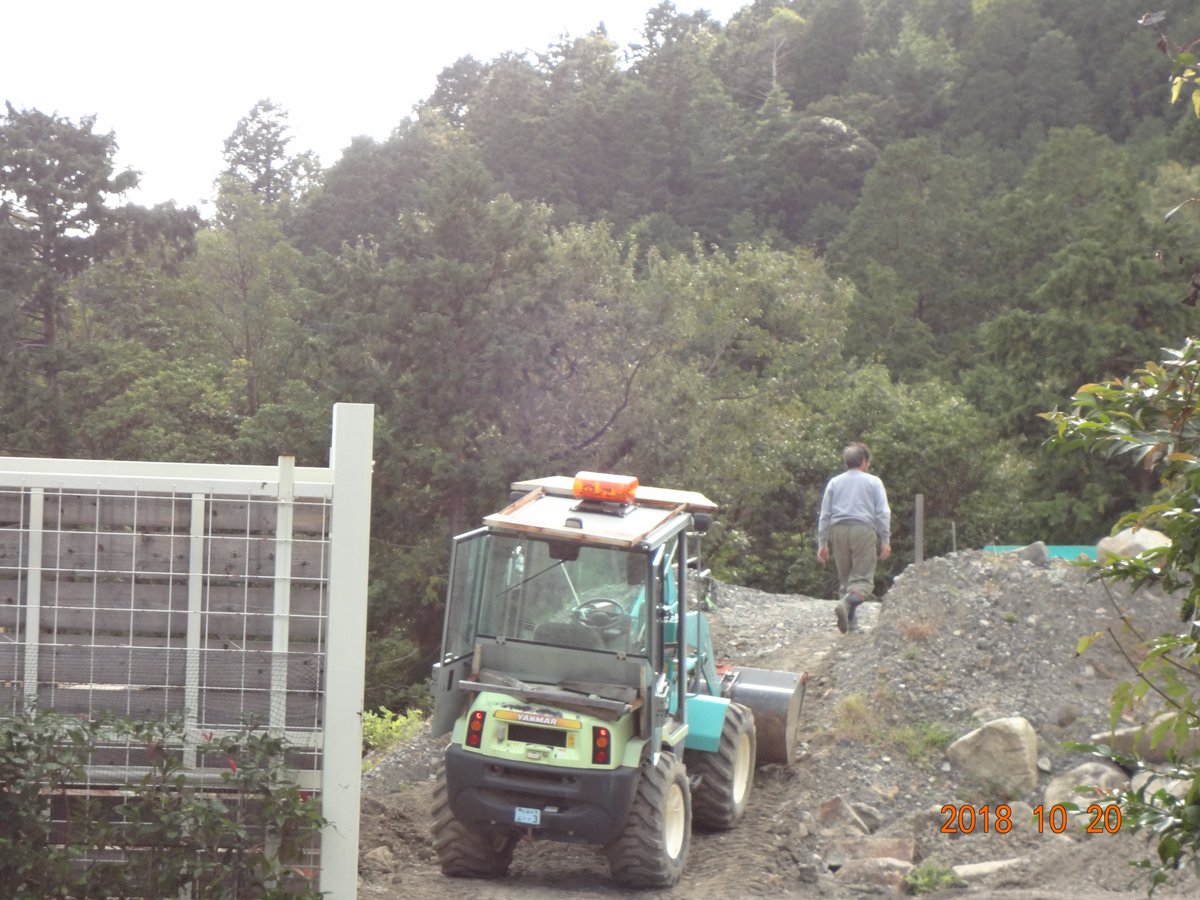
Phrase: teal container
[{"left": 984, "top": 544, "right": 1095, "bottom": 561}]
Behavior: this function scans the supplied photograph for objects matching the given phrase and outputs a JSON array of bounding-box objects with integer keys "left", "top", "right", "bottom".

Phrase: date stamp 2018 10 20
[{"left": 939, "top": 803, "right": 1122, "bottom": 835}]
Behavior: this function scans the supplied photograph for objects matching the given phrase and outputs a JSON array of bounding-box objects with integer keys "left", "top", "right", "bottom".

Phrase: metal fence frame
[{"left": 0, "top": 402, "right": 373, "bottom": 898}]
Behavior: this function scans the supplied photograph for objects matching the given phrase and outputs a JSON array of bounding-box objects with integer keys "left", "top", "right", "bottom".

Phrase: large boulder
[
  {"left": 946, "top": 716, "right": 1040, "bottom": 796},
  {"left": 1096, "top": 527, "right": 1170, "bottom": 560},
  {"left": 1042, "top": 761, "right": 1128, "bottom": 808}
]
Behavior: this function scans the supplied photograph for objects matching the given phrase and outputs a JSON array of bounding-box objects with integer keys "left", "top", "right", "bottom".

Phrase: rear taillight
[
  {"left": 466, "top": 710, "right": 486, "bottom": 748},
  {"left": 592, "top": 726, "right": 611, "bottom": 765}
]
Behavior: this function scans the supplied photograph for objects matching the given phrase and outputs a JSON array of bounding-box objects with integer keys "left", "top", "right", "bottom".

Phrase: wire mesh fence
[{"left": 0, "top": 412, "right": 373, "bottom": 897}]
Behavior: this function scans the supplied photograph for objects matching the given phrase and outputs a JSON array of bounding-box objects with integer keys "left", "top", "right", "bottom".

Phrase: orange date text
[{"left": 939, "top": 803, "right": 1122, "bottom": 835}]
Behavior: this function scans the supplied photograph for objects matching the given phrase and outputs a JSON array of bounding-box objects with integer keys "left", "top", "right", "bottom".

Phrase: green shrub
[
  {"left": 904, "top": 861, "right": 966, "bottom": 894},
  {"left": 0, "top": 709, "right": 325, "bottom": 898},
  {"left": 890, "top": 721, "right": 957, "bottom": 765},
  {"left": 362, "top": 706, "right": 425, "bottom": 762}
]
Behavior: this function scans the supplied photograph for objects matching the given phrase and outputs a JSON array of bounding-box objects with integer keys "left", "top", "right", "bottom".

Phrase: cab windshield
[{"left": 459, "top": 534, "right": 651, "bottom": 656}]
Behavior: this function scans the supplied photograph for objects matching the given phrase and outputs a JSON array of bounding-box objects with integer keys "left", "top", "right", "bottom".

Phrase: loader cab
[{"left": 431, "top": 473, "right": 716, "bottom": 738}]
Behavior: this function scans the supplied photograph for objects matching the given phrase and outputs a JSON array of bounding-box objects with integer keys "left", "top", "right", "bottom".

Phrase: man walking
[{"left": 817, "top": 442, "right": 891, "bottom": 633}]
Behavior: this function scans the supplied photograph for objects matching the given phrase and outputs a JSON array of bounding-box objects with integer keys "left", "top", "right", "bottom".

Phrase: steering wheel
[{"left": 572, "top": 597, "right": 627, "bottom": 630}]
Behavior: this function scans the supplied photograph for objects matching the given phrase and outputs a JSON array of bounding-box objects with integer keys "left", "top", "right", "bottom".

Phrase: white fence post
[
  {"left": 184, "top": 492, "right": 206, "bottom": 768},
  {"left": 22, "top": 488, "right": 44, "bottom": 707},
  {"left": 319, "top": 403, "right": 375, "bottom": 899},
  {"left": 271, "top": 456, "right": 296, "bottom": 735},
  {"left": 914, "top": 493, "right": 925, "bottom": 563}
]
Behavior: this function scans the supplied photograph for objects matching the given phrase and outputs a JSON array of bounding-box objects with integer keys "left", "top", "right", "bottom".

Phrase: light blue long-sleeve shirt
[{"left": 817, "top": 468, "right": 891, "bottom": 546}]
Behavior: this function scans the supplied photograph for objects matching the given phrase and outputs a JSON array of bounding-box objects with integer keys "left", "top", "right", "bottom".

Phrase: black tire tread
[
  {"left": 685, "top": 701, "right": 756, "bottom": 830},
  {"left": 430, "top": 762, "right": 515, "bottom": 878},
  {"left": 605, "top": 750, "right": 691, "bottom": 887}
]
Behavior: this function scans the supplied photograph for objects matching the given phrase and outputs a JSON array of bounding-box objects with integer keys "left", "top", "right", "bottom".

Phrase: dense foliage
[{"left": 4, "top": 1, "right": 1200, "bottom": 711}]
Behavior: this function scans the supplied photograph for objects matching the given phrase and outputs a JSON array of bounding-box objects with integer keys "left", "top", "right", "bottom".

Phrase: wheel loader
[{"left": 428, "top": 472, "right": 807, "bottom": 887}]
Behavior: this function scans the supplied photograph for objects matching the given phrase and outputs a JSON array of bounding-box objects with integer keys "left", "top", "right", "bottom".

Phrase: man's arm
[
  {"left": 817, "top": 482, "right": 833, "bottom": 563},
  {"left": 875, "top": 478, "right": 891, "bottom": 559}
]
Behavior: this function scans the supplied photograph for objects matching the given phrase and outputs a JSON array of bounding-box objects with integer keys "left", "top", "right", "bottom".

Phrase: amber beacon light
[{"left": 573, "top": 472, "right": 639, "bottom": 504}]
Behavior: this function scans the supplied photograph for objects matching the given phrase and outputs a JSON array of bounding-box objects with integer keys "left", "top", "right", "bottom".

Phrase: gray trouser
[{"left": 829, "top": 521, "right": 878, "bottom": 599}]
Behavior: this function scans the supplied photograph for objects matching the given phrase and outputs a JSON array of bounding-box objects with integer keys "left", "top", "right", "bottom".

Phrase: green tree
[
  {"left": 59, "top": 247, "right": 239, "bottom": 462},
  {"left": 965, "top": 127, "right": 1186, "bottom": 439},
  {"left": 460, "top": 53, "right": 551, "bottom": 210},
  {"left": 62, "top": 344, "right": 239, "bottom": 462},
  {"left": 741, "top": 85, "right": 879, "bottom": 247},
  {"left": 312, "top": 132, "right": 554, "bottom": 689},
  {"left": 188, "top": 182, "right": 315, "bottom": 419},
  {"left": 839, "top": 14, "right": 963, "bottom": 141},
  {"left": 426, "top": 55, "right": 488, "bottom": 127},
  {"left": 944, "top": 2, "right": 1087, "bottom": 145},
  {"left": 841, "top": 262, "right": 936, "bottom": 374},
  {"left": 619, "top": 7, "right": 743, "bottom": 248},
  {"left": 1047, "top": 0, "right": 1195, "bottom": 137},
  {"left": 289, "top": 124, "right": 445, "bottom": 257},
  {"left": 716, "top": 3, "right": 806, "bottom": 107},
  {"left": 825, "top": 136, "right": 989, "bottom": 344},
  {"left": 222, "top": 99, "right": 319, "bottom": 205},
  {"left": 785, "top": 0, "right": 865, "bottom": 108},
  {"left": 0, "top": 103, "right": 138, "bottom": 453}
]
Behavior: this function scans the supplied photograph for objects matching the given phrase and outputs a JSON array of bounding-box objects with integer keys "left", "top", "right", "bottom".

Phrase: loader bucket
[{"left": 723, "top": 667, "right": 806, "bottom": 765}]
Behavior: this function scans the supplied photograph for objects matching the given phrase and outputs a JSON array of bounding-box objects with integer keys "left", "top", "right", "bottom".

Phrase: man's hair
[{"left": 843, "top": 442, "right": 870, "bottom": 468}]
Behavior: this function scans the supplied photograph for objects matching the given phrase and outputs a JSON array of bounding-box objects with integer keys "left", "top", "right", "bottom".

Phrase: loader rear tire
[
  {"left": 605, "top": 750, "right": 691, "bottom": 887},
  {"left": 685, "top": 701, "right": 756, "bottom": 830},
  {"left": 431, "top": 761, "right": 515, "bottom": 878}
]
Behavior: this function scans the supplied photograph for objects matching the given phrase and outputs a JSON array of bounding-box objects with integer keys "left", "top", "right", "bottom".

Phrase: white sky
[{"left": 3, "top": 1, "right": 748, "bottom": 212}]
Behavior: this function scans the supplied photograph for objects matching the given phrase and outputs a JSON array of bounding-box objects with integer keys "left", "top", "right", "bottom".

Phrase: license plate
[{"left": 514, "top": 806, "right": 541, "bottom": 826}]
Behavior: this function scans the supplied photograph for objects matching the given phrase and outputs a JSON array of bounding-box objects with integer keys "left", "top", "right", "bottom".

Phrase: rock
[
  {"left": 1053, "top": 702, "right": 1083, "bottom": 728},
  {"left": 834, "top": 856, "right": 914, "bottom": 891},
  {"left": 817, "top": 795, "right": 870, "bottom": 835},
  {"left": 795, "top": 862, "right": 820, "bottom": 883},
  {"left": 1097, "top": 527, "right": 1170, "bottom": 560},
  {"left": 361, "top": 845, "right": 396, "bottom": 875},
  {"left": 953, "top": 856, "right": 1029, "bottom": 879},
  {"left": 1043, "top": 761, "right": 1128, "bottom": 808},
  {"left": 851, "top": 802, "right": 884, "bottom": 833},
  {"left": 946, "top": 716, "right": 1040, "bottom": 796},
  {"left": 825, "top": 836, "right": 916, "bottom": 866},
  {"left": 1013, "top": 541, "right": 1050, "bottom": 567},
  {"left": 360, "top": 796, "right": 389, "bottom": 816},
  {"left": 1091, "top": 714, "right": 1200, "bottom": 764},
  {"left": 1131, "top": 768, "right": 1192, "bottom": 800}
]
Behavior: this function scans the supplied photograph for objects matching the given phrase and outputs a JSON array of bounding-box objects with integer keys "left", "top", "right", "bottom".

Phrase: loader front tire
[
  {"left": 431, "top": 761, "right": 515, "bottom": 878},
  {"left": 686, "top": 701, "right": 756, "bottom": 830},
  {"left": 605, "top": 750, "right": 690, "bottom": 887}
]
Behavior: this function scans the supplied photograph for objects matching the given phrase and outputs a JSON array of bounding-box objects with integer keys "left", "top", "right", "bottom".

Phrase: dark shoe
[
  {"left": 838, "top": 592, "right": 864, "bottom": 634},
  {"left": 835, "top": 595, "right": 851, "bottom": 634}
]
